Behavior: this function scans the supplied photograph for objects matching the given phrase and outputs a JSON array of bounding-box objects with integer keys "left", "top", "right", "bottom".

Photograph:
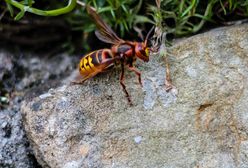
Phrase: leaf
[
  {"left": 14, "top": 10, "right": 25, "bottom": 20},
  {"left": 6, "top": 2, "right": 14, "bottom": 17},
  {"left": 119, "top": 22, "right": 124, "bottom": 37},
  {"left": 228, "top": 0, "right": 232, "bottom": 10},
  {"left": 134, "top": 15, "right": 155, "bottom": 24},
  {"left": 110, "top": 9, "right": 116, "bottom": 20},
  {"left": 122, "top": 19, "right": 129, "bottom": 31},
  {"left": 24, "top": 0, "right": 28, "bottom": 5},
  {"left": 132, "top": 0, "right": 142, "bottom": 14},
  {"left": 194, "top": 13, "right": 214, "bottom": 22},
  {"left": 28, "top": 0, "right": 33, "bottom": 6},
  {"left": 180, "top": 0, "right": 197, "bottom": 17},
  {"left": 219, "top": 0, "right": 227, "bottom": 15},
  {"left": 98, "top": 6, "right": 112, "bottom": 13},
  {"left": 121, "top": 4, "right": 128, "bottom": 14}
]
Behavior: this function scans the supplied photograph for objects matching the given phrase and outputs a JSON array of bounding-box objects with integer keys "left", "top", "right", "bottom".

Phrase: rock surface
[
  {"left": 0, "top": 52, "right": 36, "bottom": 168},
  {"left": 21, "top": 24, "right": 248, "bottom": 168},
  {"left": 0, "top": 52, "right": 76, "bottom": 168},
  {"left": 0, "top": 105, "right": 33, "bottom": 168}
]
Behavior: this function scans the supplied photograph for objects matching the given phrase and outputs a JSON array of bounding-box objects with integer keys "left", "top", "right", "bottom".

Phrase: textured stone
[
  {"left": 21, "top": 24, "right": 248, "bottom": 168},
  {"left": 0, "top": 103, "right": 33, "bottom": 168},
  {"left": 0, "top": 52, "right": 13, "bottom": 81},
  {"left": 0, "top": 51, "right": 76, "bottom": 168}
]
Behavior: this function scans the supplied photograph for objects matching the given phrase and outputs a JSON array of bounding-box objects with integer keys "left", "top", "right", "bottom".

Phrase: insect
[{"left": 72, "top": 5, "right": 154, "bottom": 105}]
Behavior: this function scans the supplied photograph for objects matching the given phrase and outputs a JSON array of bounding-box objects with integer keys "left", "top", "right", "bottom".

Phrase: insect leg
[
  {"left": 128, "top": 65, "right": 142, "bottom": 87},
  {"left": 120, "top": 62, "right": 132, "bottom": 105},
  {"left": 71, "top": 78, "right": 88, "bottom": 85}
]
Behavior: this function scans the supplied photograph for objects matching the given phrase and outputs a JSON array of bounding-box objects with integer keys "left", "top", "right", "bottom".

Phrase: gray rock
[
  {"left": 21, "top": 24, "right": 248, "bottom": 168},
  {"left": 0, "top": 51, "right": 35, "bottom": 168},
  {"left": 16, "top": 53, "right": 75, "bottom": 91},
  {"left": 0, "top": 51, "right": 77, "bottom": 167},
  {"left": 0, "top": 106, "right": 33, "bottom": 168},
  {"left": 0, "top": 52, "right": 13, "bottom": 81}
]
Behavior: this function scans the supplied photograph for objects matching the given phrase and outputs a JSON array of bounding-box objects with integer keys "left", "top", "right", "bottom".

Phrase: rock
[
  {"left": 21, "top": 24, "right": 248, "bottom": 168},
  {"left": 16, "top": 54, "right": 76, "bottom": 91},
  {"left": 0, "top": 104, "right": 36, "bottom": 168},
  {"left": 0, "top": 51, "right": 35, "bottom": 168},
  {"left": 0, "top": 52, "right": 13, "bottom": 81},
  {"left": 0, "top": 50, "right": 77, "bottom": 167}
]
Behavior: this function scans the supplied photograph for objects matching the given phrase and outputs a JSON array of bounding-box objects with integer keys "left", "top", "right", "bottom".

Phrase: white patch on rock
[
  {"left": 143, "top": 79, "right": 157, "bottom": 110},
  {"left": 186, "top": 66, "right": 198, "bottom": 78},
  {"left": 134, "top": 136, "right": 142, "bottom": 144},
  {"left": 63, "top": 160, "right": 83, "bottom": 168},
  {"left": 39, "top": 93, "right": 52, "bottom": 99},
  {"left": 57, "top": 85, "right": 67, "bottom": 92}
]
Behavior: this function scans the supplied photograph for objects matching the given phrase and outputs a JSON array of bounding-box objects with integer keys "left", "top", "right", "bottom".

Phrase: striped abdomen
[{"left": 79, "top": 49, "right": 114, "bottom": 80}]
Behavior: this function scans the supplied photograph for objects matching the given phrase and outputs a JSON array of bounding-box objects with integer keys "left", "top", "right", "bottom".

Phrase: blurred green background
[{"left": 1, "top": 0, "right": 248, "bottom": 53}]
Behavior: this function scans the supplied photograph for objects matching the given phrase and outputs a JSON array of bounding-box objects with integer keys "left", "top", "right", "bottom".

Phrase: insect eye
[{"left": 145, "top": 48, "right": 149, "bottom": 56}]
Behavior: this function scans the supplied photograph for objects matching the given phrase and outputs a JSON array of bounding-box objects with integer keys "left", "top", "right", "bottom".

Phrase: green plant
[
  {"left": 3, "top": 0, "right": 153, "bottom": 37},
  {"left": 4, "top": 0, "right": 77, "bottom": 20},
  {"left": 3, "top": 0, "right": 248, "bottom": 53},
  {"left": 71, "top": 0, "right": 154, "bottom": 37},
  {"left": 3, "top": 0, "right": 153, "bottom": 52},
  {"left": 149, "top": 0, "right": 248, "bottom": 37}
]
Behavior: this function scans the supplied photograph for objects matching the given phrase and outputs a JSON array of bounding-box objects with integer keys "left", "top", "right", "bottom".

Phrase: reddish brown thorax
[
  {"left": 111, "top": 41, "right": 149, "bottom": 62},
  {"left": 111, "top": 43, "right": 133, "bottom": 57}
]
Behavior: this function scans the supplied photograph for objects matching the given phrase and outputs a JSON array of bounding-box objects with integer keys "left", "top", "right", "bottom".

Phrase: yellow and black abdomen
[{"left": 79, "top": 49, "right": 114, "bottom": 81}]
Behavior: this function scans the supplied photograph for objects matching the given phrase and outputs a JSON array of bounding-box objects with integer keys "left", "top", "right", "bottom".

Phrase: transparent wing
[{"left": 86, "top": 5, "right": 124, "bottom": 44}]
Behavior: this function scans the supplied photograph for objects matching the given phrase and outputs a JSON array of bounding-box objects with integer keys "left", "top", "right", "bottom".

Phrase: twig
[{"left": 76, "top": 0, "right": 96, "bottom": 11}]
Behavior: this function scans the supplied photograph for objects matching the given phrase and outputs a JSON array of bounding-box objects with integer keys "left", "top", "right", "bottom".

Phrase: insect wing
[{"left": 86, "top": 5, "right": 124, "bottom": 44}]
